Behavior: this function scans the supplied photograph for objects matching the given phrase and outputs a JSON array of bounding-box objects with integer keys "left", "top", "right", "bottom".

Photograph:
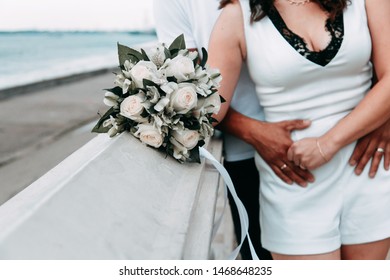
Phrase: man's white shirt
[{"left": 153, "top": 0, "right": 265, "bottom": 162}]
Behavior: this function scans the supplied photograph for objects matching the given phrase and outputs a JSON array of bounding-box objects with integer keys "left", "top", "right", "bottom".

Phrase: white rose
[
  {"left": 120, "top": 93, "right": 145, "bottom": 121},
  {"left": 203, "top": 93, "right": 221, "bottom": 114},
  {"left": 130, "top": 61, "right": 158, "bottom": 88},
  {"left": 172, "top": 128, "right": 200, "bottom": 150},
  {"left": 135, "top": 123, "right": 164, "bottom": 148},
  {"left": 170, "top": 83, "right": 198, "bottom": 114},
  {"left": 164, "top": 55, "right": 195, "bottom": 82}
]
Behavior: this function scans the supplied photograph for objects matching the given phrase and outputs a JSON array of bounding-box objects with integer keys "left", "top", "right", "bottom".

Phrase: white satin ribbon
[
  {"left": 210, "top": 175, "right": 228, "bottom": 241},
  {"left": 199, "top": 147, "right": 259, "bottom": 260}
]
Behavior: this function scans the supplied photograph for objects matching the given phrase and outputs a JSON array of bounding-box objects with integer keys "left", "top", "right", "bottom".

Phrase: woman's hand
[{"left": 287, "top": 137, "right": 339, "bottom": 170}]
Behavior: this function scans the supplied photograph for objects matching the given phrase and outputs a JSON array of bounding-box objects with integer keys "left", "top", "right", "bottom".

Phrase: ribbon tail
[
  {"left": 199, "top": 147, "right": 260, "bottom": 260},
  {"left": 211, "top": 178, "right": 228, "bottom": 240}
]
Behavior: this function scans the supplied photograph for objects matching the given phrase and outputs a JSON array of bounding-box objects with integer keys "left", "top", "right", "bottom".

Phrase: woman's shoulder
[
  {"left": 213, "top": 0, "right": 247, "bottom": 58},
  {"left": 218, "top": 0, "right": 245, "bottom": 25},
  {"left": 220, "top": 0, "right": 242, "bottom": 13},
  {"left": 220, "top": 0, "right": 253, "bottom": 23}
]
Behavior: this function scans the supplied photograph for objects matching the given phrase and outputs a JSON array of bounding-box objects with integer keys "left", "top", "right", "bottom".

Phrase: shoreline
[
  {"left": 0, "top": 34, "right": 158, "bottom": 101},
  {"left": 0, "top": 67, "right": 118, "bottom": 101}
]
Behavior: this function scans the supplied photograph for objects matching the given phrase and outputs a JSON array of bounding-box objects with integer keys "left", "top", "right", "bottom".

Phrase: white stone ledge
[{"left": 0, "top": 133, "right": 223, "bottom": 259}]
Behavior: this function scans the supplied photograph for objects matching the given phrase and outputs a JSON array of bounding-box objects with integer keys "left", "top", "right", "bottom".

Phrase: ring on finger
[
  {"left": 300, "top": 164, "right": 306, "bottom": 170},
  {"left": 280, "top": 164, "right": 287, "bottom": 170},
  {"left": 376, "top": 147, "right": 385, "bottom": 153}
]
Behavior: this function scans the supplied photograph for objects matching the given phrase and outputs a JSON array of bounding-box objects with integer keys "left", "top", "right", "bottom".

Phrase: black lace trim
[{"left": 268, "top": 9, "right": 344, "bottom": 66}]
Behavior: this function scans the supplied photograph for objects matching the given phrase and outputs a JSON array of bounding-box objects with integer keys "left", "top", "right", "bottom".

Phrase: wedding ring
[
  {"left": 377, "top": 147, "right": 385, "bottom": 153},
  {"left": 280, "top": 164, "right": 287, "bottom": 170}
]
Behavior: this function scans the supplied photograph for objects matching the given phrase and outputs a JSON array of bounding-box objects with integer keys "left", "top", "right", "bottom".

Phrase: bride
[{"left": 209, "top": 0, "right": 390, "bottom": 259}]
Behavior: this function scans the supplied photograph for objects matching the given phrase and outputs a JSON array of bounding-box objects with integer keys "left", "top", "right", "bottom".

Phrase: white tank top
[{"left": 240, "top": 0, "right": 372, "bottom": 125}]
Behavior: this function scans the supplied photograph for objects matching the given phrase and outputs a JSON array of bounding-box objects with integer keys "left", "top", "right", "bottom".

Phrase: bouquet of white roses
[{"left": 92, "top": 34, "right": 223, "bottom": 163}]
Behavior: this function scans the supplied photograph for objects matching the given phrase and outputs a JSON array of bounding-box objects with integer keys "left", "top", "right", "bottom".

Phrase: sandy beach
[{"left": 0, "top": 70, "right": 114, "bottom": 205}]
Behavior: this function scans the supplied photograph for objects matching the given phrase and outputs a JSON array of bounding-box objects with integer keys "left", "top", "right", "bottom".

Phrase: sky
[{"left": 0, "top": 0, "right": 155, "bottom": 31}]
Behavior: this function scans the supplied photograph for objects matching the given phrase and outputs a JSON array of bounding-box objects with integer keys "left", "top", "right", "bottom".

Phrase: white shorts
[{"left": 256, "top": 141, "right": 390, "bottom": 255}]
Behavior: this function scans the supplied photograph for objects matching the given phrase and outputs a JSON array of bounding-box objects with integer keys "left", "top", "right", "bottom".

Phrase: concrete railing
[{"left": 0, "top": 133, "right": 226, "bottom": 259}]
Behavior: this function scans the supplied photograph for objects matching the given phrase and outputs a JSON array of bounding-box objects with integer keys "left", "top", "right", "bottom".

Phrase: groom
[{"left": 153, "top": 0, "right": 390, "bottom": 260}]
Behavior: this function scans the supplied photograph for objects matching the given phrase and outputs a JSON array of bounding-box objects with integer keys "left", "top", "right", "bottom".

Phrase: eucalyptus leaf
[
  {"left": 209, "top": 116, "right": 219, "bottom": 124},
  {"left": 117, "top": 43, "right": 143, "bottom": 66},
  {"left": 168, "top": 34, "right": 186, "bottom": 57},
  {"left": 141, "top": 48, "right": 150, "bottom": 61},
  {"left": 91, "top": 107, "right": 116, "bottom": 133},
  {"left": 140, "top": 109, "right": 150, "bottom": 118},
  {"left": 164, "top": 47, "right": 171, "bottom": 60},
  {"left": 142, "top": 79, "right": 159, "bottom": 88},
  {"left": 188, "top": 146, "right": 202, "bottom": 164},
  {"left": 104, "top": 86, "right": 123, "bottom": 97},
  {"left": 210, "top": 88, "right": 218, "bottom": 94},
  {"left": 91, "top": 124, "right": 111, "bottom": 134},
  {"left": 200, "top": 47, "right": 208, "bottom": 68},
  {"left": 167, "top": 76, "right": 178, "bottom": 83},
  {"left": 210, "top": 73, "right": 221, "bottom": 79},
  {"left": 182, "top": 116, "right": 201, "bottom": 130}
]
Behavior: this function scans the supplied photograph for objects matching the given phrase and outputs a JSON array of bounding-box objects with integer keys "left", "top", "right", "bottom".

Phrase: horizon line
[{"left": 0, "top": 28, "right": 156, "bottom": 33}]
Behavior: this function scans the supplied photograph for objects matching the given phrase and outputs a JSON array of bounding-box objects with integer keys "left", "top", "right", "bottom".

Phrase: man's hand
[
  {"left": 218, "top": 109, "right": 315, "bottom": 187},
  {"left": 349, "top": 119, "right": 390, "bottom": 178},
  {"left": 248, "top": 120, "right": 316, "bottom": 187}
]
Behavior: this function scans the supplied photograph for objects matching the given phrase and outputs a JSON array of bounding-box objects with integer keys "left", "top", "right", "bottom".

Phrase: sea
[{"left": 0, "top": 31, "right": 157, "bottom": 91}]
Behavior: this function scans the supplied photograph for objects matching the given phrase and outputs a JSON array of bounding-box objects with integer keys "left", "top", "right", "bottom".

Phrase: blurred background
[
  {"left": 0, "top": 0, "right": 156, "bottom": 90},
  {"left": 0, "top": 0, "right": 157, "bottom": 204}
]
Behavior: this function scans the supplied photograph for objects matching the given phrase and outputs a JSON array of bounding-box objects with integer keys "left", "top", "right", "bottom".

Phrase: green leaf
[
  {"left": 142, "top": 79, "right": 167, "bottom": 97},
  {"left": 91, "top": 123, "right": 110, "bottom": 134},
  {"left": 168, "top": 34, "right": 186, "bottom": 57},
  {"left": 141, "top": 48, "right": 150, "bottom": 61},
  {"left": 167, "top": 76, "right": 178, "bottom": 83},
  {"left": 91, "top": 107, "right": 116, "bottom": 133},
  {"left": 208, "top": 116, "right": 219, "bottom": 124},
  {"left": 188, "top": 144, "right": 205, "bottom": 164},
  {"left": 164, "top": 47, "right": 171, "bottom": 60},
  {"left": 117, "top": 43, "right": 143, "bottom": 66},
  {"left": 182, "top": 116, "right": 201, "bottom": 130},
  {"left": 142, "top": 79, "right": 159, "bottom": 88},
  {"left": 104, "top": 86, "right": 123, "bottom": 97},
  {"left": 200, "top": 47, "right": 208, "bottom": 68}
]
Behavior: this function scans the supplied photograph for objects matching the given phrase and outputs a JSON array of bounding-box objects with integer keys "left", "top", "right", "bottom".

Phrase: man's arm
[
  {"left": 349, "top": 119, "right": 390, "bottom": 177},
  {"left": 218, "top": 108, "right": 315, "bottom": 187}
]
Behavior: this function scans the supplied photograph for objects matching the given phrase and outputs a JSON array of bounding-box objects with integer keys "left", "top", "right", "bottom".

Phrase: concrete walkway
[{"left": 0, "top": 72, "right": 111, "bottom": 204}]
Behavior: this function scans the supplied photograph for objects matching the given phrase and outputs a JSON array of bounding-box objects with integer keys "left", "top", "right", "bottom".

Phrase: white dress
[{"left": 241, "top": 0, "right": 390, "bottom": 255}]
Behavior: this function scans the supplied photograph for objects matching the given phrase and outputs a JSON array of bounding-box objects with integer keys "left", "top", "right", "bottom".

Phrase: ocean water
[{"left": 0, "top": 31, "right": 157, "bottom": 90}]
